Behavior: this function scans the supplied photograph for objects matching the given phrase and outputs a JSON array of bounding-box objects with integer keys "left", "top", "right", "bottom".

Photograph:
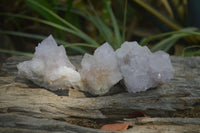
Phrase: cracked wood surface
[{"left": 0, "top": 56, "right": 200, "bottom": 132}]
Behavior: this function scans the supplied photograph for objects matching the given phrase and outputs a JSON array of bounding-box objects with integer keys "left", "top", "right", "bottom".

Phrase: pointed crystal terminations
[
  {"left": 116, "top": 41, "right": 174, "bottom": 93},
  {"left": 17, "top": 36, "right": 174, "bottom": 95},
  {"left": 79, "top": 43, "right": 122, "bottom": 95},
  {"left": 17, "top": 35, "right": 82, "bottom": 91}
]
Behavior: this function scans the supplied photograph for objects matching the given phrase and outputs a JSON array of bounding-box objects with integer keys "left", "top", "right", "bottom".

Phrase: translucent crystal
[
  {"left": 17, "top": 35, "right": 82, "bottom": 91},
  {"left": 79, "top": 43, "right": 122, "bottom": 95},
  {"left": 116, "top": 41, "right": 174, "bottom": 93}
]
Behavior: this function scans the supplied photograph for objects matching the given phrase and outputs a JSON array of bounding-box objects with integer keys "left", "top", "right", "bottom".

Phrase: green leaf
[
  {"left": 0, "top": 30, "right": 98, "bottom": 53},
  {"left": 151, "top": 33, "right": 190, "bottom": 52},
  {"left": 122, "top": 0, "right": 128, "bottom": 42},
  {"left": 149, "top": 28, "right": 200, "bottom": 52},
  {"left": 87, "top": 14, "right": 114, "bottom": 45},
  {"left": 77, "top": 1, "right": 114, "bottom": 45},
  {"left": 65, "top": 43, "right": 97, "bottom": 48},
  {"left": 1, "top": 13, "right": 99, "bottom": 47},
  {"left": 140, "top": 27, "right": 199, "bottom": 46},
  {"left": 105, "top": 0, "right": 122, "bottom": 48},
  {"left": 133, "top": 0, "right": 182, "bottom": 30},
  {"left": 183, "top": 47, "right": 200, "bottom": 56},
  {"left": 24, "top": 0, "right": 59, "bottom": 24},
  {"left": 22, "top": 0, "right": 99, "bottom": 46},
  {"left": 0, "top": 48, "right": 33, "bottom": 57},
  {"left": 64, "top": 0, "right": 74, "bottom": 20}
]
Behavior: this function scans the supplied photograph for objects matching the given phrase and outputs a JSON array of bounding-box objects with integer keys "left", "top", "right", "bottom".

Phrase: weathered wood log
[
  {"left": 0, "top": 113, "right": 106, "bottom": 133},
  {"left": 1, "top": 114, "right": 200, "bottom": 133},
  {"left": 0, "top": 56, "right": 200, "bottom": 132},
  {"left": 123, "top": 117, "right": 200, "bottom": 133}
]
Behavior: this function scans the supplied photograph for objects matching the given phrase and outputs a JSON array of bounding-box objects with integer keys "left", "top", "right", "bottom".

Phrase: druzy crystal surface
[
  {"left": 79, "top": 43, "right": 122, "bottom": 95},
  {"left": 17, "top": 35, "right": 81, "bottom": 91},
  {"left": 116, "top": 41, "right": 174, "bottom": 93}
]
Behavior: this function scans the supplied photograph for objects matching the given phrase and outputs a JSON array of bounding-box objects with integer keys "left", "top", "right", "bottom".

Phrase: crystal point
[
  {"left": 79, "top": 42, "right": 122, "bottom": 95},
  {"left": 116, "top": 41, "right": 174, "bottom": 93},
  {"left": 17, "top": 35, "right": 82, "bottom": 91}
]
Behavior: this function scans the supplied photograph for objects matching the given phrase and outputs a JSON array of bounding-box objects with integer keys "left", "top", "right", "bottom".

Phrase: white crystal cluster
[
  {"left": 79, "top": 43, "right": 122, "bottom": 95},
  {"left": 17, "top": 35, "right": 174, "bottom": 95},
  {"left": 17, "top": 35, "right": 82, "bottom": 91},
  {"left": 116, "top": 41, "right": 174, "bottom": 93}
]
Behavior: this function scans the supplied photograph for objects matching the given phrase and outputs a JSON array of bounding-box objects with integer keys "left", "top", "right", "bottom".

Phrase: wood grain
[{"left": 0, "top": 56, "right": 200, "bottom": 132}]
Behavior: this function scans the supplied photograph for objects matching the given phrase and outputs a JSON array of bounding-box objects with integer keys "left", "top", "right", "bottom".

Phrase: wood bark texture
[{"left": 0, "top": 56, "right": 200, "bottom": 132}]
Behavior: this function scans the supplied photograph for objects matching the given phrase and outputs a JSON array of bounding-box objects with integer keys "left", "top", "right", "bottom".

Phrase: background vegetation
[{"left": 1, "top": 0, "right": 200, "bottom": 58}]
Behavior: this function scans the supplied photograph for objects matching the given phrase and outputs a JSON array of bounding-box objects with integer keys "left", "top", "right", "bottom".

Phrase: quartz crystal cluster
[
  {"left": 79, "top": 43, "right": 122, "bottom": 95},
  {"left": 116, "top": 41, "right": 174, "bottom": 93},
  {"left": 17, "top": 35, "right": 82, "bottom": 91},
  {"left": 17, "top": 35, "right": 174, "bottom": 95}
]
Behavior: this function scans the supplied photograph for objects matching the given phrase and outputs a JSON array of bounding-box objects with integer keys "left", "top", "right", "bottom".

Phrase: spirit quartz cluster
[
  {"left": 17, "top": 35, "right": 82, "bottom": 91},
  {"left": 17, "top": 35, "right": 174, "bottom": 95},
  {"left": 79, "top": 43, "right": 122, "bottom": 95},
  {"left": 116, "top": 41, "right": 174, "bottom": 93}
]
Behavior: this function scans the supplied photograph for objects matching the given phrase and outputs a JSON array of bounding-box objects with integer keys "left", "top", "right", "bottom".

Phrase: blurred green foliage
[{"left": 1, "top": 0, "right": 200, "bottom": 56}]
